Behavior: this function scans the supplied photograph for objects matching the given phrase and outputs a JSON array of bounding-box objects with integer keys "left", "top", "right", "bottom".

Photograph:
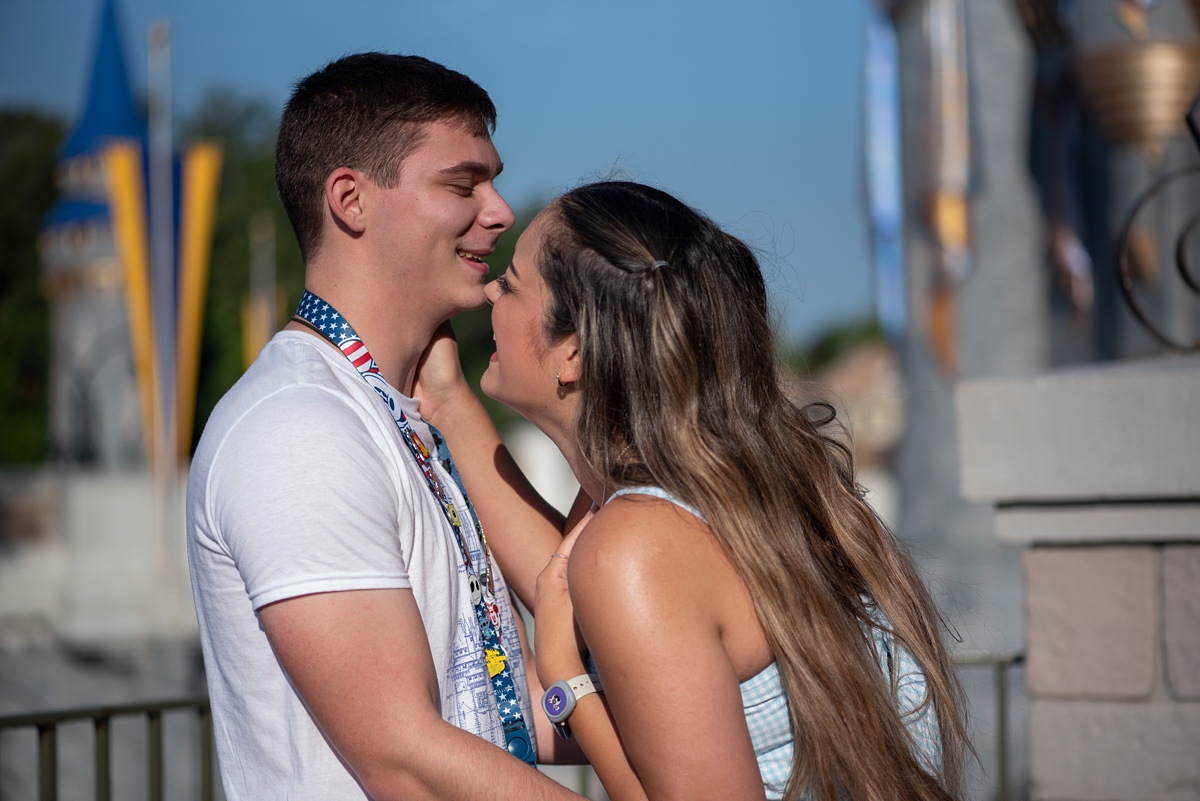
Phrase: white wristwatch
[{"left": 541, "top": 673, "right": 603, "bottom": 739}]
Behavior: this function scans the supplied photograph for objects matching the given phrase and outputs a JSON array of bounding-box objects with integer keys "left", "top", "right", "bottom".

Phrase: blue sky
[{"left": 0, "top": 0, "right": 873, "bottom": 347}]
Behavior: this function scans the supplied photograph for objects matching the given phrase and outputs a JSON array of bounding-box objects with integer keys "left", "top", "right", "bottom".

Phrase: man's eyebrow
[{"left": 440, "top": 160, "right": 504, "bottom": 179}]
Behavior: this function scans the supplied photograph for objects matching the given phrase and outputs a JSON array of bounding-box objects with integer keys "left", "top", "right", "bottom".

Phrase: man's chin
[{"left": 450, "top": 289, "right": 489, "bottom": 315}]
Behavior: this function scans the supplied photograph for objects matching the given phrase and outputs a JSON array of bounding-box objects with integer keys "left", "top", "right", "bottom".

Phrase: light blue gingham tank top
[{"left": 607, "top": 486, "right": 942, "bottom": 800}]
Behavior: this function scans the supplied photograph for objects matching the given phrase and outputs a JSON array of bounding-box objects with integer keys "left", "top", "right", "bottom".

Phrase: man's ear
[
  {"left": 325, "top": 167, "right": 366, "bottom": 233},
  {"left": 555, "top": 335, "right": 583, "bottom": 385}
]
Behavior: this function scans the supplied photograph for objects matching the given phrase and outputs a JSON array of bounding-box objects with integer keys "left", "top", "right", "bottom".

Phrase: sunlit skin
[
  {"left": 286, "top": 120, "right": 515, "bottom": 394},
  {"left": 257, "top": 121, "right": 589, "bottom": 799},
  {"left": 362, "top": 121, "right": 514, "bottom": 319},
  {"left": 480, "top": 213, "right": 577, "bottom": 428},
  {"left": 465, "top": 207, "right": 777, "bottom": 800}
]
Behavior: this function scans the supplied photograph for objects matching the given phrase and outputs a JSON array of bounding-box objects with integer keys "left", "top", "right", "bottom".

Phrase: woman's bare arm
[
  {"left": 538, "top": 499, "right": 767, "bottom": 801},
  {"left": 413, "top": 322, "right": 570, "bottom": 605}
]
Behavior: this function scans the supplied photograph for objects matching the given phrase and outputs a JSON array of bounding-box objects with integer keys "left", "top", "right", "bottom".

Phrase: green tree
[
  {"left": 180, "top": 89, "right": 304, "bottom": 452},
  {"left": 779, "top": 317, "right": 883, "bottom": 378},
  {"left": 0, "top": 110, "right": 63, "bottom": 464}
]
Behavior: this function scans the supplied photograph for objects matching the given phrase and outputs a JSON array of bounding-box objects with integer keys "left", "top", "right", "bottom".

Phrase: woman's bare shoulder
[{"left": 568, "top": 494, "right": 729, "bottom": 622}]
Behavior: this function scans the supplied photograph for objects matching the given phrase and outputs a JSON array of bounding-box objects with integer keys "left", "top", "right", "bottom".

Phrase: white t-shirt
[{"left": 187, "top": 330, "right": 534, "bottom": 800}]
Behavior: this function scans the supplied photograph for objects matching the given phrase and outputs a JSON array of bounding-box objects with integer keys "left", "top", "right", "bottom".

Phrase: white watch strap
[{"left": 567, "top": 673, "right": 603, "bottom": 700}]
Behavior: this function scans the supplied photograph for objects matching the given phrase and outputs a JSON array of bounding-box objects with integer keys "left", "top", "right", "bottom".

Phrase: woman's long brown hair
[{"left": 538, "top": 182, "right": 970, "bottom": 801}]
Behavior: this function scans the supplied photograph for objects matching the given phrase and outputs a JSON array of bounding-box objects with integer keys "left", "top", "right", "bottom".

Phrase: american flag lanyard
[{"left": 293, "top": 291, "right": 535, "bottom": 765}]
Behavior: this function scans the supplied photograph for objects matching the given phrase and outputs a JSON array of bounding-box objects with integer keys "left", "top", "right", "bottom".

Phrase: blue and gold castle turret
[{"left": 40, "top": 0, "right": 221, "bottom": 470}]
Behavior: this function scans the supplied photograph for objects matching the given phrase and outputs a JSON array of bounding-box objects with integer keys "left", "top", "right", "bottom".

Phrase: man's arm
[{"left": 259, "top": 588, "right": 586, "bottom": 800}]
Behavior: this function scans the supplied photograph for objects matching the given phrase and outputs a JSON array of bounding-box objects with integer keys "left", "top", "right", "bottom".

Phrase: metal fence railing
[
  {"left": 1, "top": 656, "right": 1023, "bottom": 801},
  {"left": 0, "top": 697, "right": 214, "bottom": 801},
  {"left": 954, "top": 651, "right": 1025, "bottom": 801}
]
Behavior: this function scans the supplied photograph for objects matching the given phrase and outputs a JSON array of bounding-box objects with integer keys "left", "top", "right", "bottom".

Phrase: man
[{"left": 187, "top": 53, "right": 584, "bottom": 800}]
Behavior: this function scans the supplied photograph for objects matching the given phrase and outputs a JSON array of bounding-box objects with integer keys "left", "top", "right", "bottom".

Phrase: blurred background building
[
  {"left": 865, "top": 1, "right": 1200, "bottom": 798},
  {"left": 2, "top": 1, "right": 220, "bottom": 797}
]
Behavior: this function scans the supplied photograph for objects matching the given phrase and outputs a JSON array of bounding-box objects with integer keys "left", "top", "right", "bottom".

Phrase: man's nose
[{"left": 481, "top": 186, "right": 515, "bottom": 232}]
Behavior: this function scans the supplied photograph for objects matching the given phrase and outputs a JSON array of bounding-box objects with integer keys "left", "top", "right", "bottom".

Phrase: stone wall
[{"left": 956, "top": 356, "right": 1200, "bottom": 800}]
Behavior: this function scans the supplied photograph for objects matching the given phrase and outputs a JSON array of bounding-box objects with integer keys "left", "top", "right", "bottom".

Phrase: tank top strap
[{"left": 606, "top": 486, "right": 706, "bottom": 522}]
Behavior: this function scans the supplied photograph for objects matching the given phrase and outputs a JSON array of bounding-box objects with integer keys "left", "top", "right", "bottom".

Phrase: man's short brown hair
[{"left": 275, "top": 52, "right": 497, "bottom": 260}]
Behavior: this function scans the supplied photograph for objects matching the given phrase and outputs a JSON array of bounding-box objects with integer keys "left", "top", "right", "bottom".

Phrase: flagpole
[
  {"left": 147, "top": 19, "right": 178, "bottom": 583},
  {"left": 148, "top": 19, "right": 175, "bottom": 475}
]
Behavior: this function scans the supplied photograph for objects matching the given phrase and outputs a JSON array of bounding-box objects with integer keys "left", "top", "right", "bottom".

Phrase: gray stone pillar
[
  {"left": 957, "top": 356, "right": 1200, "bottom": 800},
  {"left": 892, "top": 0, "right": 1047, "bottom": 648}
]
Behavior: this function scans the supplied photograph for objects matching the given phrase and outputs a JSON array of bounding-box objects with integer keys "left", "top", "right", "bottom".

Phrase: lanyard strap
[{"left": 293, "top": 290, "right": 534, "bottom": 765}]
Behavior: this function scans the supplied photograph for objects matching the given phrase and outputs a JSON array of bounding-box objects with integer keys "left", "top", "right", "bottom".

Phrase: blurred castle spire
[
  {"left": 39, "top": 0, "right": 222, "bottom": 470},
  {"left": 61, "top": 0, "right": 144, "bottom": 159},
  {"left": 40, "top": 0, "right": 148, "bottom": 468}
]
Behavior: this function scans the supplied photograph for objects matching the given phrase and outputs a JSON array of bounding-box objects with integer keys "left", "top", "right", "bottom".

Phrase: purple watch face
[{"left": 542, "top": 685, "right": 570, "bottom": 720}]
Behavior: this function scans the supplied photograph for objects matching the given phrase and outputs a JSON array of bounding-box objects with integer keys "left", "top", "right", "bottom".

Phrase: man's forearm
[
  {"left": 262, "top": 589, "right": 587, "bottom": 800},
  {"left": 355, "top": 715, "right": 587, "bottom": 801}
]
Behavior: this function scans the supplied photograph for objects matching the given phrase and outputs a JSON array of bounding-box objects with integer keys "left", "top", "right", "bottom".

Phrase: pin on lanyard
[{"left": 292, "top": 290, "right": 535, "bottom": 765}]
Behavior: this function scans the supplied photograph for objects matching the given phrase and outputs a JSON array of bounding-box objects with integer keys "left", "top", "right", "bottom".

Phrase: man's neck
[{"left": 291, "top": 281, "right": 438, "bottom": 396}]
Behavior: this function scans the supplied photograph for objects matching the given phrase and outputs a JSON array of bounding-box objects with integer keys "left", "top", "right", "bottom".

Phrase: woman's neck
[{"left": 530, "top": 414, "right": 612, "bottom": 506}]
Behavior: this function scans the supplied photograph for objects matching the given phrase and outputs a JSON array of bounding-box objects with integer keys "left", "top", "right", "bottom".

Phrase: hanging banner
[
  {"left": 175, "top": 142, "right": 223, "bottom": 459},
  {"left": 102, "top": 138, "right": 161, "bottom": 467},
  {"left": 864, "top": 3, "right": 906, "bottom": 341}
]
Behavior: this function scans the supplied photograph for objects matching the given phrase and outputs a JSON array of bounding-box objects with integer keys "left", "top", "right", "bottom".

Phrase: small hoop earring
[{"left": 556, "top": 373, "right": 566, "bottom": 388}]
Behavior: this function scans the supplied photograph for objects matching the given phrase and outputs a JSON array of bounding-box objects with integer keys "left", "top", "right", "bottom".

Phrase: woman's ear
[
  {"left": 325, "top": 168, "right": 366, "bottom": 233},
  {"left": 555, "top": 335, "right": 582, "bottom": 385}
]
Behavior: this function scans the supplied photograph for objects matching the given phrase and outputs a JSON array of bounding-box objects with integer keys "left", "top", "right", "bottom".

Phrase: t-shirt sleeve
[{"left": 206, "top": 383, "right": 412, "bottom": 609}]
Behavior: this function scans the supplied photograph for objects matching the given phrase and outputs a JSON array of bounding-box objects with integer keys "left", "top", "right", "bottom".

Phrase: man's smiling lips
[{"left": 457, "top": 248, "right": 490, "bottom": 274}]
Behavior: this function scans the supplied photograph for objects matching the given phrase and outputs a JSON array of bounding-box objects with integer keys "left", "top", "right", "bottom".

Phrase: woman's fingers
[
  {"left": 411, "top": 321, "right": 467, "bottom": 421},
  {"left": 533, "top": 504, "right": 600, "bottom": 681},
  {"left": 556, "top": 503, "right": 598, "bottom": 559}
]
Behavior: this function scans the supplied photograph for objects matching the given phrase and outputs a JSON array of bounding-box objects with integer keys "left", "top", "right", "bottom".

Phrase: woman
[{"left": 417, "top": 181, "right": 969, "bottom": 801}]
